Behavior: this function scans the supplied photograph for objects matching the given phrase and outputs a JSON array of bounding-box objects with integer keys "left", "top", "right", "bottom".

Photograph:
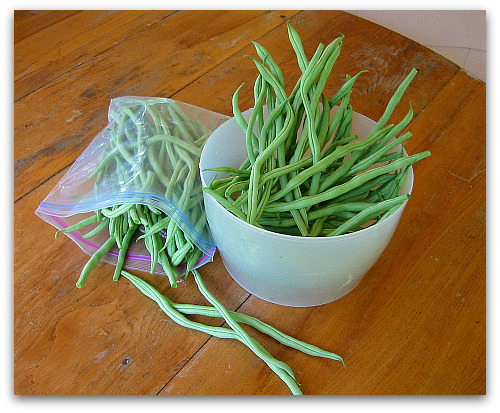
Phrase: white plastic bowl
[{"left": 200, "top": 107, "right": 413, "bottom": 307}]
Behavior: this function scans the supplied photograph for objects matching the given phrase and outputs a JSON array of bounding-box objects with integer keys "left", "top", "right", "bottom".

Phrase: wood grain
[
  {"left": 14, "top": 10, "right": 174, "bottom": 101},
  {"left": 14, "top": 10, "right": 79, "bottom": 43},
  {"left": 14, "top": 10, "right": 485, "bottom": 395},
  {"left": 14, "top": 10, "right": 298, "bottom": 201}
]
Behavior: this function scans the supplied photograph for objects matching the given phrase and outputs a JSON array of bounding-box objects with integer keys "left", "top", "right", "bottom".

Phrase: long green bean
[{"left": 192, "top": 269, "right": 300, "bottom": 393}]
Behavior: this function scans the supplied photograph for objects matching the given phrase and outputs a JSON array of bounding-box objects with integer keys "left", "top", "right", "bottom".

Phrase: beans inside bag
[{"left": 36, "top": 96, "right": 229, "bottom": 283}]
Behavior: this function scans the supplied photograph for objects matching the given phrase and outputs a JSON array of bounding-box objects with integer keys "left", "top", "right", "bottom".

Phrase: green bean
[
  {"left": 367, "top": 68, "right": 418, "bottom": 140},
  {"left": 247, "top": 75, "right": 268, "bottom": 157},
  {"left": 145, "top": 103, "right": 164, "bottom": 135},
  {"left": 324, "top": 80, "right": 355, "bottom": 151},
  {"left": 145, "top": 134, "right": 201, "bottom": 157},
  {"left": 258, "top": 201, "right": 378, "bottom": 228},
  {"left": 287, "top": 21, "right": 308, "bottom": 73},
  {"left": 202, "top": 187, "right": 248, "bottom": 221},
  {"left": 141, "top": 214, "right": 158, "bottom": 274},
  {"left": 207, "top": 175, "right": 235, "bottom": 192},
  {"left": 251, "top": 42, "right": 285, "bottom": 87},
  {"left": 136, "top": 215, "right": 170, "bottom": 241},
  {"left": 299, "top": 38, "right": 344, "bottom": 167},
  {"left": 232, "top": 83, "right": 258, "bottom": 165},
  {"left": 379, "top": 202, "right": 405, "bottom": 221},
  {"left": 326, "top": 194, "right": 410, "bottom": 236},
  {"left": 171, "top": 301, "right": 334, "bottom": 363},
  {"left": 205, "top": 166, "right": 251, "bottom": 178},
  {"left": 331, "top": 103, "right": 353, "bottom": 145},
  {"left": 88, "top": 146, "right": 120, "bottom": 180},
  {"left": 185, "top": 248, "right": 202, "bottom": 274},
  {"left": 55, "top": 214, "right": 99, "bottom": 238},
  {"left": 121, "top": 270, "right": 302, "bottom": 394},
  {"left": 290, "top": 42, "right": 326, "bottom": 166},
  {"left": 101, "top": 203, "right": 135, "bottom": 219},
  {"left": 349, "top": 132, "right": 412, "bottom": 175},
  {"left": 270, "top": 126, "right": 392, "bottom": 202},
  {"left": 328, "top": 70, "right": 368, "bottom": 107},
  {"left": 311, "top": 37, "right": 343, "bottom": 105},
  {"left": 253, "top": 178, "right": 274, "bottom": 222},
  {"left": 113, "top": 213, "right": 124, "bottom": 250},
  {"left": 394, "top": 166, "right": 410, "bottom": 197},
  {"left": 333, "top": 173, "right": 396, "bottom": 203},
  {"left": 166, "top": 163, "right": 189, "bottom": 200},
  {"left": 121, "top": 269, "right": 252, "bottom": 338},
  {"left": 113, "top": 223, "right": 138, "bottom": 281},
  {"left": 76, "top": 236, "right": 116, "bottom": 288},
  {"left": 171, "top": 240, "right": 194, "bottom": 267},
  {"left": 308, "top": 216, "right": 329, "bottom": 236},
  {"left": 166, "top": 103, "right": 197, "bottom": 144},
  {"left": 319, "top": 149, "right": 364, "bottom": 190},
  {"left": 123, "top": 107, "right": 146, "bottom": 153},
  {"left": 224, "top": 180, "right": 249, "bottom": 199},
  {"left": 110, "top": 121, "right": 136, "bottom": 165},
  {"left": 82, "top": 217, "right": 110, "bottom": 239},
  {"left": 175, "top": 147, "right": 197, "bottom": 211},
  {"left": 191, "top": 269, "right": 301, "bottom": 394},
  {"left": 158, "top": 247, "right": 180, "bottom": 288},
  {"left": 317, "top": 94, "right": 332, "bottom": 150},
  {"left": 245, "top": 55, "right": 288, "bottom": 102},
  {"left": 247, "top": 98, "right": 295, "bottom": 224},
  {"left": 366, "top": 104, "right": 414, "bottom": 156},
  {"left": 146, "top": 142, "right": 171, "bottom": 188},
  {"left": 259, "top": 155, "right": 313, "bottom": 186}
]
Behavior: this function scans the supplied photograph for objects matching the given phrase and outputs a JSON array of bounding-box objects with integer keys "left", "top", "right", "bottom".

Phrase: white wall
[{"left": 346, "top": 10, "right": 486, "bottom": 82}]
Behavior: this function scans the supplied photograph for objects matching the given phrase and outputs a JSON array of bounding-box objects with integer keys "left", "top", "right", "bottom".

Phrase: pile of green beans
[
  {"left": 57, "top": 99, "right": 211, "bottom": 287},
  {"left": 56, "top": 98, "right": 344, "bottom": 395},
  {"left": 204, "top": 22, "right": 431, "bottom": 236}
]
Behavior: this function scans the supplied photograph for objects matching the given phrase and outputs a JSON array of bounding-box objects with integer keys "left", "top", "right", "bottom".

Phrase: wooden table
[{"left": 14, "top": 10, "right": 486, "bottom": 395}]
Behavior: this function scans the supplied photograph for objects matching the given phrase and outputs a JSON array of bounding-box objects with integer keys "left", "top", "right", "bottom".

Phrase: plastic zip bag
[{"left": 36, "top": 96, "right": 228, "bottom": 276}]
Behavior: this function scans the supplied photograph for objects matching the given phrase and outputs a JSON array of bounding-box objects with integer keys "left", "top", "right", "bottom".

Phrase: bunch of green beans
[
  {"left": 57, "top": 99, "right": 211, "bottom": 287},
  {"left": 56, "top": 98, "right": 344, "bottom": 395},
  {"left": 204, "top": 22, "right": 431, "bottom": 236},
  {"left": 56, "top": 203, "right": 203, "bottom": 288}
]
